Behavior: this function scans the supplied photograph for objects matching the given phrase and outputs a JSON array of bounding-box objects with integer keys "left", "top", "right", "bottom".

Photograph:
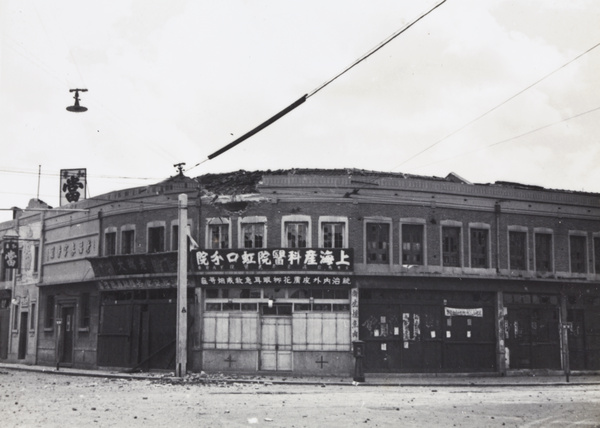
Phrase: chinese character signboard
[
  {"left": 192, "top": 248, "right": 353, "bottom": 272},
  {"left": 60, "top": 168, "right": 87, "bottom": 206},
  {"left": 87, "top": 252, "right": 177, "bottom": 277},
  {"left": 351, "top": 288, "right": 359, "bottom": 341},
  {"left": 3, "top": 240, "right": 18, "bottom": 270},
  {"left": 199, "top": 274, "right": 353, "bottom": 287}
]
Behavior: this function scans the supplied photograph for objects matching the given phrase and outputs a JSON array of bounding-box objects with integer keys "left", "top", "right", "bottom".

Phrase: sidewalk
[{"left": 1, "top": 362, "right": 599, "bottom": 387}]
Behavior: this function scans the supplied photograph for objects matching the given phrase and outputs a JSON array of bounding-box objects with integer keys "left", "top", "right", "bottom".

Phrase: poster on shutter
[{"left": 444, "top": 307, "right": 483, "bottom": 317}]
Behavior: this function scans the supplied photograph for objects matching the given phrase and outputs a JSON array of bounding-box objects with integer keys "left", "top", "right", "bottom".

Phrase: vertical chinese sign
[
  {"left": 3, "top": 240, "right": 18, "bottom": 270},
  {"left": 60, "top": 169, "right": 87, "bottom": 206},
  {"left": 351, "top": 288, "right": 359, "bottom": 342}
]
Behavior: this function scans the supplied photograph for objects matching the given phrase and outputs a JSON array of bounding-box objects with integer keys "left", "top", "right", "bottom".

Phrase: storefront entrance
[
  {"left": 504, "top": 293, "right": 561, "bottom": 370},
  {"left": 98, "top": 290, "right": 177, "bottom": 370},
  {"left": 567, "top": 293, "right": 600, "bottom": 370},
  {"left": 0, "top": 296, "right": 10, "bottom": 359},
  {"left": 18, "top": 312, "right": 28, "bottom": 360},
  {"left": 260, "top": 312, "right": 292, "bottom": 371},
  {"left": 360, "top": 290, "right": 496, "bottom": 373},
  {"left": 58, "top": 306, "right": 74, "bottom": 365}
]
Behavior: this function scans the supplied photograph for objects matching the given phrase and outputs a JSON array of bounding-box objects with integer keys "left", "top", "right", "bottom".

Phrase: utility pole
[{"left": 176, "top": 194, "right": 188, "bottom": 377}]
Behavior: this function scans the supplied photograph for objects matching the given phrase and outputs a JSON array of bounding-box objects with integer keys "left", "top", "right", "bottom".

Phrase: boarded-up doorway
[{"left": 260, "top": 304, "right": 292, "bottom": 371}]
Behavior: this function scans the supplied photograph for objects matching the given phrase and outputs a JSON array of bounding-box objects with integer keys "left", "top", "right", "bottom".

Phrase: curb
[{"left": 1, "top": 364, "right": 599, "bottom": 388}]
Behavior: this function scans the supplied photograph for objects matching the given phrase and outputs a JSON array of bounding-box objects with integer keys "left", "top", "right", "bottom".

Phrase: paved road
[{"left": 1, "top": 369, "right": 599, "bottom": 427}]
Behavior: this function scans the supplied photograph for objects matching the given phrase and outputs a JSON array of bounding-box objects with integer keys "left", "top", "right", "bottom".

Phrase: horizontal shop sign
[
  {"left": 88, "top": 252, "right": 178, "bottom": 277},
  {"left": 192, "top": 248, "right": 353, "bottom": 272},
  {"left": 99, "top": 277, "right": 176, "bottom": 290},
  {"left": 444, "top": 307, "right": 483, "bottom": 317},
  {"left": 199, "top": 274, "right": 353, "bottom": 287}
]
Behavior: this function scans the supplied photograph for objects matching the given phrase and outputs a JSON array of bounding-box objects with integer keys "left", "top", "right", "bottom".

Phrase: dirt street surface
[{"left": 1, "top": 370, "right": 599, "bottom": 428}]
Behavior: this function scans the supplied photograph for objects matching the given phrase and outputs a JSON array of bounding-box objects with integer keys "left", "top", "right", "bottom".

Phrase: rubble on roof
[{"left": 195, "top": 168, "right": 449, "bottom": 196}]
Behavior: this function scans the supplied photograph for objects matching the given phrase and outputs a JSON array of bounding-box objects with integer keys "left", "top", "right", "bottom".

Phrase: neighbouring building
[
  {"left": 1, "top": 169, "right": 599, "bottom": 376},
  {"left": 0, "top": 200, "right": 45, "bottom": 364}
]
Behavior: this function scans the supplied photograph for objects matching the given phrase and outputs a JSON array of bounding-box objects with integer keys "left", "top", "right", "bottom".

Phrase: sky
[{"left": 1, "top": 0, "right": 599, "bottom": 223}]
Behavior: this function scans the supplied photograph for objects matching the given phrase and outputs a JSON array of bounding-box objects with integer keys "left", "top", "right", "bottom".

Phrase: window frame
[
  {"left": 469, "top": 223, "right": 491, "bottom": 269},
  {"left": 568, "top": 232, "right": 588, "bottom": 274},
  {"left": 594, "top": 234, "right": 600, "bottom": 275},
  {"left": 33, "top": 243, "right": 40, "bottom": 274},
  {"left": 206, "top": 218, "right": 231, "bottom": 250},
  {"left": 147, "top": 222, "right": 166, "bottom": 253},
  {"left": 363, "top": 217, "right": 392, "bottom": 265},
  {"left": 508, "top": 226, "right": 529, "bottom": 272},
  {"left": 239, "top": 216, "right": 267, "bottom": 249},
  {"left": 534, "top": 228, "right": 554, "bottom": 273},
  {"left": 104, "top": 228, "right": 117, "bottom": 256},
  {"left": 171, "top": 219, "right": 194, "bottom": 251},
  {"left": 281, "top": 215, "right": 312, "bottom": 248},
  {"left": 120, "top": 225, "right": 135, "bottom": 255},
  {"left": 17, "top": 247, "right": 23, "bottom": 275},
  {"left": 441, "top": 221, "right": 463, "bottom": 268},
  {"left": 399, "top": 218, "right": 426, "bottom": 266},
  {"left": 318, "top": 216, "right": 348, "bottom": 249}
]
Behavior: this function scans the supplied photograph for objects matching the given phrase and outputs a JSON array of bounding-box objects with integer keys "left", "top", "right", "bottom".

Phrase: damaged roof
[
  {"left": 195, "top": 168, "right": 449, "bottom": 195},
  {"left": 194, "top": 168, "right": 599, "bottom": 198}
]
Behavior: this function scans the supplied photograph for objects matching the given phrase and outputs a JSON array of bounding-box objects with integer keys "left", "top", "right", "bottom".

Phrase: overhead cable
[
  {"left": 186, "top": 0, "right": 447, "bottom": 173},
  {"left": 392, "top": 39, "right": 600, "bottom": 170},
  {"left": 409, "top": 105, "right": 600, "bottom": 170}
]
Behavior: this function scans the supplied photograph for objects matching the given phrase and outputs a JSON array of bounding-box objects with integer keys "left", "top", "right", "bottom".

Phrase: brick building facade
[{"left": 0, "top": 169, "right": 598, "bottom": 375}]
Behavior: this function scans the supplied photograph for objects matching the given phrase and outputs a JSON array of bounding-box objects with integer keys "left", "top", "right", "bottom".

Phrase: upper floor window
[
  {"left": 569, "top": 234, "right": 587, "bottom": 274},
  {"left": 534, "top": 232, "right": 553, "bottom": 272},
  {"left": 318, "top": 216, "right": 347, "bottom": 249},
  {"left": 509, "top": 230, "right": 527, "bottom": 271},
  {"left": 209, "top": 224, "right": 229, "bottom": 249},
  {"left": 242, "top": 223, "right": 265, "bottom": 248},
  {"left": 442, "top": 225, "right": 461, "bottom": 267},
  {"left": 366, "top": 222, "right": 390, "bottom": 264},
  {"left": 401, "top": 224, "right": 424, "bottom": 265},
  {"left": 121, "top": 229, "right": 135, "bottom": 254},
  {"left": 281, "top": 215, "right": 311, "bottom": 248},
  {"left": 17, "top": 248, "right": 23, "bottom": 275},
  {"left": 470, "top": 227, "right": 489, "bottom": 268},
  {"left": 285, "top": 223, "right": 308, "bottom": 248},
  {"left": 322, "top": 223, "right": 344, "bottom": 248},
  {"left": 594, "top": 236, "right": 600, "bottom": 274},
  {"left": 104, "top": 231, "right": 116, "bottom": 256},
  {"left": 2, "top": 263, "right": 13, "bottom": 282},
  {"left": 33, "top": 244, "right": 39, "bottom": 273},
  {"left": 172, "top": 225, "right": 179, "bottom": 251},
  {"left": 148, "top": 226, "right": 165, "bottom": 253}
]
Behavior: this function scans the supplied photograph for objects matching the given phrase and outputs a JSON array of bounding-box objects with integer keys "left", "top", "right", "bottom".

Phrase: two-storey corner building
[
  {"left": 3, "top": 168, "right": 598, "bottom": 377},
  {"left": 194, "top": 169, "right": 600, "bottom": 376},
  {"left": 37, "top": 173, "right": 200, "bottom": 371},
  {"left": 0, "top": 200, "right": 45, "bottom": 364}
]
